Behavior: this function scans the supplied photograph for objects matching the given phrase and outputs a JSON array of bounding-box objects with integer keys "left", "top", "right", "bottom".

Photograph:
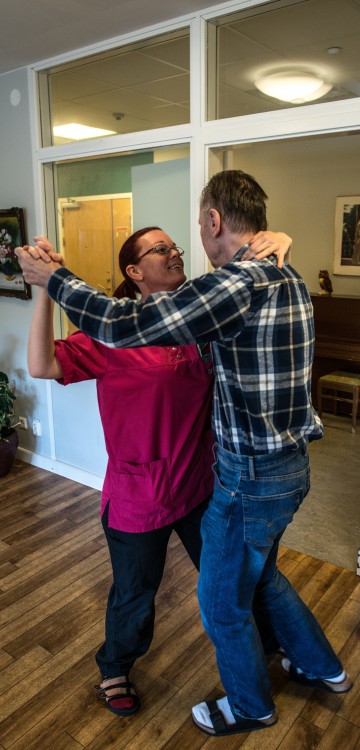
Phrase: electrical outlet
[
  {"left": 19, "top": 416, "right": 28, "bottom": 429},
  {"left": 32, "top": 418, "right": 42, "bottom": 436}
]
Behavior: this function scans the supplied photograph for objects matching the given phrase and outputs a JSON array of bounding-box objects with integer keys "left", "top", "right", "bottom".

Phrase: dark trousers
[{"left": 95, "top": 498, "right": 210, "bottom": 677}]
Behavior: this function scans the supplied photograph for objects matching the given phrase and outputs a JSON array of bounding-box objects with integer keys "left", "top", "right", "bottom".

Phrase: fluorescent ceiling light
[
  {"left": 255, "top": 73, "right": 332, "bottom": 103},
  {"left": 53, "top": 123, "right": 116, "bottom": 140}
]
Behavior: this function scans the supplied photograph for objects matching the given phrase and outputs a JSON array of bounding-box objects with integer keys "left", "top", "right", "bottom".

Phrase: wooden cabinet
[{"left": 310, "top": 294, "right": 360, "bottom": 409}]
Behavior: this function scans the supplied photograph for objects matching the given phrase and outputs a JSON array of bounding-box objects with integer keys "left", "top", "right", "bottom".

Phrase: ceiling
[{"left": 0, "top": 0, "right": 223, "bottom": 75}]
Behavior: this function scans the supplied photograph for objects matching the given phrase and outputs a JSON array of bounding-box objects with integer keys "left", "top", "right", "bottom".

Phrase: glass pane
[
  {"left": 41, "top": 29, "right": 189, "bottom": 146},
  {"left": 52, "top": 145, "right": 190, "bottom": 336},
  {"left": 207, "top": 0, "right": 360, "bottom": 120},
  {"left": 208, "top": 130, "right": 360, "bottom": 298}
]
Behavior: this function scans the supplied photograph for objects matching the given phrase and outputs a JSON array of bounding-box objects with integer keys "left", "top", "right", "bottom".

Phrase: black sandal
[
  {"left": 283, "top": 664, "right": 353, "bottom": 694},
  {"left": 191, "top": 700, "right": 277, "bottom": 736},
  {"left": 94, "top": 676, "right": 140, "bottom": 716}
]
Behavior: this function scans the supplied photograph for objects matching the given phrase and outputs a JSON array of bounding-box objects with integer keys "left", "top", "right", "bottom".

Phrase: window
[
  {"left": 207, "top": 0, "right": 360, "bottom": 120},
  {"left": 52, "top": 146, "right": 190, "bottom": 335},
  {"left": 39, "top": 28, "right": 190, "bottom": 146}
]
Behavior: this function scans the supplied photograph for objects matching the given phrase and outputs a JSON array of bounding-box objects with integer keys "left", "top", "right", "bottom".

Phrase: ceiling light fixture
[
  {"left": 254, "top": 72, "right": 332, "bottom": 104},
  {"left": 53, "top": 123, "right": 116, "bottom": 140}
]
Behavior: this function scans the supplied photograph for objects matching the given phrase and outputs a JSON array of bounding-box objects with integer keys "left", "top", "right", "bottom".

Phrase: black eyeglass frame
[{"left": 137, "top": 243, "right": 185, "bottom": 261}]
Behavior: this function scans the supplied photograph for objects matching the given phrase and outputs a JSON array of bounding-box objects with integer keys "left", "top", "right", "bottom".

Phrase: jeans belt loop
[{"left": 248, "top": 455, "right": 255, "bottom": 480}]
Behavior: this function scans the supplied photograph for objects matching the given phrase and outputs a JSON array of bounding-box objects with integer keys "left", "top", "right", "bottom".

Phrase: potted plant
[{"left": 0, "top": 371, "right": 19, "bottom": 477}]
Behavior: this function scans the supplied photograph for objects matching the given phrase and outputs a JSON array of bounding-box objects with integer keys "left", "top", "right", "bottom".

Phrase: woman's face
[{"left": 130, "top": 229, "right": 186, "bottom": 300}]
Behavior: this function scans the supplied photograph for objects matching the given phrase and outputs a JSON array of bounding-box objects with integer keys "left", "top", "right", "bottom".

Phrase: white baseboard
[{"left": 17, "top": 447, "right": 103, "bottom": 491}]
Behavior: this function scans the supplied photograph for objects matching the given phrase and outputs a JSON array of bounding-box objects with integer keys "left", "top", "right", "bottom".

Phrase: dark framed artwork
[
  {"left": 0, "top": 207, "right": 31, "bottom": 299},
  {"left": 333, "top": 196, "right": 360, "bottom": 276}
]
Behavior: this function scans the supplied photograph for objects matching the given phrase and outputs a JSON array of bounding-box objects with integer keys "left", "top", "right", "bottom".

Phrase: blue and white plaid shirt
[{"left": 48, "top": 250, "right": 323, "bottom": 455}]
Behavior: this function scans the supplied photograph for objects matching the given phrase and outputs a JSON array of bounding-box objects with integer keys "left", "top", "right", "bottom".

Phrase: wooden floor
[{"left": 0, "top": 460, "right": 359, "bottom": 750}]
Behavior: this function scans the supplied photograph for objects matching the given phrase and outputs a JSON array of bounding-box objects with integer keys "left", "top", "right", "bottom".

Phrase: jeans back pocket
[{"left": 243, "top": 488, "right": 303, "bottom": 547}]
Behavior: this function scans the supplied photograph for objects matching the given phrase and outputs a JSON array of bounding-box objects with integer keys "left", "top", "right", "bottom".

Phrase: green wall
[{"left": 56, "top": 152, "right": 153, "bottom": 197}]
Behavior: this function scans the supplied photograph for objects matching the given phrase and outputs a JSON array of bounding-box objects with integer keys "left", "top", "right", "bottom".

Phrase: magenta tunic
[{"left": 55, "top": 333, "right": 214, "bottom": 532}]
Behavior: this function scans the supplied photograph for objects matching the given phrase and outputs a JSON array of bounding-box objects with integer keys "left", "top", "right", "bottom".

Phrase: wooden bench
[{"left": 317, "top": 371, "right": 360, "bottom": 434}]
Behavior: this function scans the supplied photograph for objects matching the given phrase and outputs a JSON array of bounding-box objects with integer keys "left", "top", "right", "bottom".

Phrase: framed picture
[
  {"left": 0, "top": 207, "right": 31, "bottom": 299},
  {"left": 333, "top": 196, "right": 360, "bottom": 276}
]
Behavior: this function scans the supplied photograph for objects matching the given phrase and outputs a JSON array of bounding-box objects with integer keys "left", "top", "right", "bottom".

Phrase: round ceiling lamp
[{"left": 254, "top": 72, "right": 332, "bottom": 104}]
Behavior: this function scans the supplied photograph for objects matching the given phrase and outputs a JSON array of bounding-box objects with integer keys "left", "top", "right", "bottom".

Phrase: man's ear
[
  {"left": 209, "top": 208, "right": 221, "bottom": 237},
  {"left": 126, "top": 264, "right": 143, "bottom": 283}
]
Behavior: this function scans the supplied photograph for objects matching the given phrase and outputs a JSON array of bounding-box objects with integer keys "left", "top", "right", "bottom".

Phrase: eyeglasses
[{"left": 137, "top": 243, "right": 185, "bottom": 261}]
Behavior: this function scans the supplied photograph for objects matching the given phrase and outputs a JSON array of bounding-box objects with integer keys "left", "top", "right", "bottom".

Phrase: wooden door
[
  {"left": 60, "top": 196, "right": 132, "bottom": 335},
  {"left": 112, "top": 197, "right": 132, "bottom": 291}
]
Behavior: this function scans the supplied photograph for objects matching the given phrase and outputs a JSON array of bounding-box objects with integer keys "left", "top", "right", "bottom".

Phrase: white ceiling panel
[{"left": 0, "top": 0, "right": 220, "bottom": 74}]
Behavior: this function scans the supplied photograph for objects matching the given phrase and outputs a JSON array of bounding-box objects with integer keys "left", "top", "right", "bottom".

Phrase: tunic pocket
[{"left": 112, "top": 458, "right": 172, "bottom": 517}]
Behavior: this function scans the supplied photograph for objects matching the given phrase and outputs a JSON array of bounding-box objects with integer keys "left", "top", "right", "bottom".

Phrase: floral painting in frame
[{"left": 0, "top": 207, "right": 31, "bottom": 299}]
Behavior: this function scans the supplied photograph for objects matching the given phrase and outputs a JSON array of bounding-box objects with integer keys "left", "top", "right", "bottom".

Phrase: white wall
[
  {"left": 0, "top": 70, "right": 102, "bottom": 485},
  {"left": 0, "top": 69, "right": 55, "bottom": 463},
  {"left": 233, "top": 134, "right": 360, "bottom": 297},
  {"left": 132, "top": 158, "right": 191, "bottom": 277}
]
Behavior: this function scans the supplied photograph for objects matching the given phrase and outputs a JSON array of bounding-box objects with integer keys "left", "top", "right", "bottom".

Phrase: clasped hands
[{"left": 15, "top": 236, "right": 64, "bottom": 288}]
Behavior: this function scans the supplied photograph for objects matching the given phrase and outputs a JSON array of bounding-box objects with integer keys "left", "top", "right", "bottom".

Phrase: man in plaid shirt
[{"left": 16, "top": 170, "right": 351, "bottom": 736}]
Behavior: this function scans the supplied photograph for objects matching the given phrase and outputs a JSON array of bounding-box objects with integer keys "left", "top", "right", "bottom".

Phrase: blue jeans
[{"left": 198, "top": 442, "right": 343, "bottom": 720}]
